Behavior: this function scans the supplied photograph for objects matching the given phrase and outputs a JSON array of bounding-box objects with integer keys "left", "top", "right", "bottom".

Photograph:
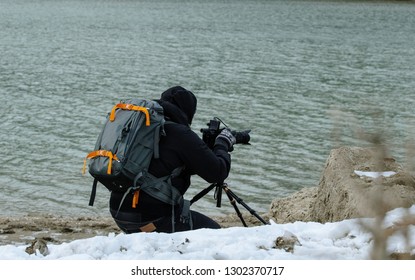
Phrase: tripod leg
[
  {"left": 190, "top": 183, "right": 216, "bottom": 205},
  {"left": 224, "top": 186, "right": 269, "bottom": 225},
  {"left": 214, "top": 184, "right": 222, "bottom": 208},
  {"left": 224, "top": 189, "right": 247, "bottom": 227}
]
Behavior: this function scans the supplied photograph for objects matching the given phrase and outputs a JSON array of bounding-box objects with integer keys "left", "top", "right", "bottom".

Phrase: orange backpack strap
[
  {"left": 83, "top": 150, "right": 119, "bottom": 175},
  {"left": 132, "top": 190, "right": 140, "bottom": 208},
  {"left": 109, "top": 103, "right": 150, "bottom": 126}
]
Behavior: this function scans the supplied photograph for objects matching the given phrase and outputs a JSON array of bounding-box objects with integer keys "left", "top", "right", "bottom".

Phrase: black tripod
[{"left": 190, "top": 182, "right": 269, "bottom": 227}]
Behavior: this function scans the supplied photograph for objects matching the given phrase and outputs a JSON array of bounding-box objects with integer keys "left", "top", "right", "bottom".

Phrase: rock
[
  {"left": 25, "top": 238, "right": 49, "bottom": 256},
  {"left": 312, "top": 146, "right": 415, "bottom": 222},
  {"left": 269, "top": 146, "right": 415, "bottom": 224},
  {"left": 269, "top": 187, "right": 318, "bottom": 223},
  {"left": 273, "top": 230, "right": 301, "bottom": 253}
]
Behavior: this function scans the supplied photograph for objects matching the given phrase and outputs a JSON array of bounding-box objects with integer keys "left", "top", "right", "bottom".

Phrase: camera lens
[{"left": 233, "top": 130, "right": 250, "bottom": 144}]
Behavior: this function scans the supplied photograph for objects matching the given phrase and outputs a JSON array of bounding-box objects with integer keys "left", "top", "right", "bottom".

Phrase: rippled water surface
[{"left": 1, "top": 0, "right": 414, "bottom": 217}]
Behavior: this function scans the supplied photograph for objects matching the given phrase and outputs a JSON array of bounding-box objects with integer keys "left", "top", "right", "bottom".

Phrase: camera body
[
  {"left": 200, "top": 119, "right": 222, "bottom": 149},
  {"left": 200, "top": 118, "right": 250, "bottom": 149}
]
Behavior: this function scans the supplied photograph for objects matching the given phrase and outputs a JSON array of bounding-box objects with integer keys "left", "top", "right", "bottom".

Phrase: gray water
[{"left": 1, "top": 0, "right": 414, "bottom": 218}]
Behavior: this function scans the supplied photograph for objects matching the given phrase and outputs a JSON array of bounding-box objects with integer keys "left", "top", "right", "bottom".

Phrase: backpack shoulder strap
[{"left": 88, "top": 178, "right": 98, "bottom": 206}]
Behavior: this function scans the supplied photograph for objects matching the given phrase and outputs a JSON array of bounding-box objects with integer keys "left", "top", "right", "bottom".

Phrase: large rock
[
  {"left": 270, "top": 146, "right": 415, "bottom": 223},
  {"left": 269, "top": 186, "right": 318, "bottom": 223}
]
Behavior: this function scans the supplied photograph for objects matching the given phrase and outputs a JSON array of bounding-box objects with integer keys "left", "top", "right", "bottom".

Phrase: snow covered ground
[
  {"left": 1, "top": 205, "right": 414, "bottom": 260},
  {"left": 1, "top": 205, "right": 413, "bottom": 279}
]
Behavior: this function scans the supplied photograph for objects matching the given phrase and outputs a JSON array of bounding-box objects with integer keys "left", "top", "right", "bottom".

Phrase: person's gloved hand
[{"left": 215, "top": 128, "right": 236, "bottom": 152}]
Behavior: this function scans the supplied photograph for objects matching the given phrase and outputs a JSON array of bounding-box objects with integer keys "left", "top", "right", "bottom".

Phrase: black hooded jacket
[{"left": 109, "top": 86, "right": 231, "bottom": 220}]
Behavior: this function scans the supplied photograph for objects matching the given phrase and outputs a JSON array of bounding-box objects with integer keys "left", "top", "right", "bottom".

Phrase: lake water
[{"left": 1, "top": 0, "right": 414, "bottom": 218}]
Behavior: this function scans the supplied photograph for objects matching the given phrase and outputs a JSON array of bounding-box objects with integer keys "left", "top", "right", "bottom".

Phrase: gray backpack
[{"left": 83, "top": 98, "right": 183, "bottom": 209}]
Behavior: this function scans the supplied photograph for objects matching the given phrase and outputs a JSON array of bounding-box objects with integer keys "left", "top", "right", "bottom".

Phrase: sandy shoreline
[
  {"left": 0, "top": 215, "right": 119, "bottom": 246},
  {"left": 0, "top": 213, "right": 268, "bottom": 246}
]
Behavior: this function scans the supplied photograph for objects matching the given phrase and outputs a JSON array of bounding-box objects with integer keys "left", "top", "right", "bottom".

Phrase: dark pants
[{"left": 110, "top": 209, "right": 220, "bottom": 234}]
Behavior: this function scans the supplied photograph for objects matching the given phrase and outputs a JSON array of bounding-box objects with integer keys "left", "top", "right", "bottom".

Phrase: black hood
[{"left": 158, "top": 86, "right": 197, "bottom": 125}]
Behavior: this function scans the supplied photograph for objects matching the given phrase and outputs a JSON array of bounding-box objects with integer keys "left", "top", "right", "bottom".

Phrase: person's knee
[{"left": 191, "top": 211, "right": 221, "bottom": 229}]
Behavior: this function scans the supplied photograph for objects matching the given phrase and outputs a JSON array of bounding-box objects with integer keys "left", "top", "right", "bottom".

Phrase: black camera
[{"left": 200, "top": 117, "right": 251, "bottom": 149}]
